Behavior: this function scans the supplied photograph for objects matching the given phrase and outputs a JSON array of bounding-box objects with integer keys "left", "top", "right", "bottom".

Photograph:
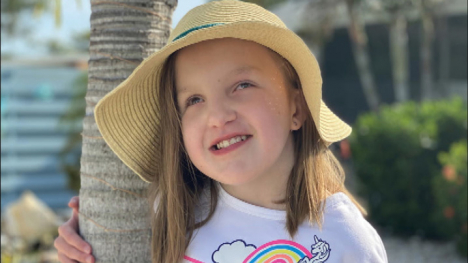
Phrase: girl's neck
[{"left": 220, "top": 178, "right": 288, "bottom": 211}]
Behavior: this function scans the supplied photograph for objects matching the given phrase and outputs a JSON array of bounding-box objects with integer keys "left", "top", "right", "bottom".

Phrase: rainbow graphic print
[
  {"left": 184, "top": 235, "right": 331, "bottom": 263},
  {"left": 242, "top": 240, "right": 313, "bottom": 263}
]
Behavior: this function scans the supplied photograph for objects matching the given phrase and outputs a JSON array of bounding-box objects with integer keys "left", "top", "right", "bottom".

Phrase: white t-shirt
[{"left": 181, "top": 186, "right": 388, "bottom": 263}]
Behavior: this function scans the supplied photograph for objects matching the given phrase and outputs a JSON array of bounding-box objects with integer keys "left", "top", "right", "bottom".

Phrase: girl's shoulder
[
  {"left": 322, "top": 192, "right": 375, "bottom": 232},
  {"left": 315, "top": 192, "right": 388, "bottom": 262},
  {"left": 322, "top": 191, "right": 364, "bottom": 219}
]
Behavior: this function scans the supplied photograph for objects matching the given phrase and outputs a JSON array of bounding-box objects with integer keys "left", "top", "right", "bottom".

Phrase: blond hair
[{"left": 148, "top": 50, "right": 366, "bottom": 262}]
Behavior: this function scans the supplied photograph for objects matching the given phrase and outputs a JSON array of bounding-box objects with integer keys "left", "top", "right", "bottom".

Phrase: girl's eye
[
  {"left": 186, "top": 96, "right": 203, "bottom": 107},
  {"left": 185, "top": 82, "right": 251, "bottom": 108},
  {"left": 237, "top": 82, "right": 252, "bottom": 90}
]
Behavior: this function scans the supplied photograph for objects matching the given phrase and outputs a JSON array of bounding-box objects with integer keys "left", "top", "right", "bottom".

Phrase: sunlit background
[{"left": 1, "top": 0, "right": 466, "bottom": 262}]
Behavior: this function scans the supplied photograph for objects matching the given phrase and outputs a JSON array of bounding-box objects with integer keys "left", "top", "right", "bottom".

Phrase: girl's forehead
[
  {"left": 176, "top": 38, "right": 276, "bottom": 64},
  {"left": 174, "top": 38, "right": 283, "bottom": 81}
]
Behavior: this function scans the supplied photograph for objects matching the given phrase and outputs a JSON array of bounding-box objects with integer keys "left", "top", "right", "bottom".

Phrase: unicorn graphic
[{"left": 298, "top": 235, "right": 331, "bottom": 263}]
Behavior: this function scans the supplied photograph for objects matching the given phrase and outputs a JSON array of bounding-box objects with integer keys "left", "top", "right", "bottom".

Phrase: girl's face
[{"left": 175, "top": 38, "right": 302, "bottom": 187}]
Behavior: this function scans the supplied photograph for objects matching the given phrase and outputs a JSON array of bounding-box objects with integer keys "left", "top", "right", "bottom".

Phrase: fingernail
[
  {"left": 84, "top": 246, "right": 91, "bottom": 253},
  {"left": 87, "top": 256, "right": 93, "bottom": 263}
]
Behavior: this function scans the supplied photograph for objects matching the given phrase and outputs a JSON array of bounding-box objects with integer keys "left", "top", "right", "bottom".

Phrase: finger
[
  {"left": 68, "top": 209, "right": 80, "bottom": 230},
  {"left": 58, "top": 224, "right": 92, "bottom": 255},
  {"left": 57, "top": 252, "right": 78, "bottom": 263},
  {"left": 68, "top": 196, "right": 80, "bottom": 209},
  {"left": 55, "top": 237, "right": 94, "bottom": 263}
]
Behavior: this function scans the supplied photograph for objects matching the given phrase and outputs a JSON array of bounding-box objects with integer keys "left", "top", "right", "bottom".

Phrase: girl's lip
[{"left": 209, "top": 135, "right": 252, "bottom": 155}]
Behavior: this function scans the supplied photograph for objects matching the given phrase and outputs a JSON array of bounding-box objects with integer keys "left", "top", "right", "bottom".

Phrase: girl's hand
[{"left": 54, "top": 196, "right": 95, "bottom": 263}]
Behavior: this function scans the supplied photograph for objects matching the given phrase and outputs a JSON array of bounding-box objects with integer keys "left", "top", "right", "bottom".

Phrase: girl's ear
[{"left": 290, "top": 89, "right": 307, "bottom": 131}]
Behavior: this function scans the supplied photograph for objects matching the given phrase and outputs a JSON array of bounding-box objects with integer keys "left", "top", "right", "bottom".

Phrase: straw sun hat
[{"left": 94, "top": 0, "right": 352, "bottom": 183}]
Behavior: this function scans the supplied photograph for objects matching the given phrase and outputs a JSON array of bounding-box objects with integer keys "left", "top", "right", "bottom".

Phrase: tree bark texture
[
  {"left": 80, "top": 0, "right": 176, "bottom": 262},
  {"left": 390, "top": 10, "right": 410, "bottom": 102},
  {"left": 346, "top": 0, "right": 380, "bottom": 112}
]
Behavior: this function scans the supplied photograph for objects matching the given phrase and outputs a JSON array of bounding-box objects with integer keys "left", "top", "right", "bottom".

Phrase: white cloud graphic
[{"left": 212, "top": 240, "right": 256, "bottom": 263}]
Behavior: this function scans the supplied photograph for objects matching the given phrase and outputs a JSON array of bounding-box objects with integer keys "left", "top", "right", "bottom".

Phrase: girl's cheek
[
  {"left": 182, "top": 111, "right": 201, "bottom": 131},
  {"left": 258, "top": 92, "right": 283, "bottom": 116},
  {"left": 181, "top": 115, "right": 203, "bottom": 146},
  {"left": 181, "top": 130, "right": 199, "bottom": 164}
]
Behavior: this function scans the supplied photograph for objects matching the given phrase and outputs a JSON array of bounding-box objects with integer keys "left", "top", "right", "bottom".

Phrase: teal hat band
[{"left": 173, "top": 23, "right": 224, "bottom": 42}]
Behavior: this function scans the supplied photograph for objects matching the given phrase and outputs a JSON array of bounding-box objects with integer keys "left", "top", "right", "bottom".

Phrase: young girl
[{"left": 54, "top": 1, "right": 388, "bottom": 262}]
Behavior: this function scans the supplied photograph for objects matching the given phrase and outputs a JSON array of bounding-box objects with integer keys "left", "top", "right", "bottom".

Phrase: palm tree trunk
[
  {"left": 438, "top": 14, "right": 450, "bottom": 97},
  {"left": 301, "top": 1, "right": 337, "bottom": 66},
  {"left": 420, "top": 3, "right": 435, "bottom": 100},
  {"left": 390, "top": 10, "right": 410, "bottom": 102},
  {"left": 345, "top": 0, "right": 380, "bottom": 112},
  {"left": 79, "top": 0, "right": 176, "bottom": 261}
]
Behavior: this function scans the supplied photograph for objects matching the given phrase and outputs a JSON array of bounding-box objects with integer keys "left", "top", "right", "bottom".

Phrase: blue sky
[{"left": 2, "top": 0, "right": 206, "bottom": 58}]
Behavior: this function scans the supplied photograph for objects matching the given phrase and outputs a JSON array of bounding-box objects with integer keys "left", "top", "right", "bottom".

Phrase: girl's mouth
[{"left": 209, "top": 135, "right": 252, "bottom": 154}]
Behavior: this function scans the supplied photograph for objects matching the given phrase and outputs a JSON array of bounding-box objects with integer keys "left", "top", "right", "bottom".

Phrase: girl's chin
[{"left": 211, "top": 174, "right": 258, "bottom": 187}]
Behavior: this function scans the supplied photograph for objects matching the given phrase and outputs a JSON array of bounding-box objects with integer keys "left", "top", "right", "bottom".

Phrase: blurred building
[
  {"left": 1, "top": 55, "right": 87, "bottom": 212},
  {"left": 272, "top": 0, "right": 467, "bottom": 123}
]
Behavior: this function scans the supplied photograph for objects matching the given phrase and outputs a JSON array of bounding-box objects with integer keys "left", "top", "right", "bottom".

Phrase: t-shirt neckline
[{"left": 218, "top": 184, "right": 348, "bottom": 221}]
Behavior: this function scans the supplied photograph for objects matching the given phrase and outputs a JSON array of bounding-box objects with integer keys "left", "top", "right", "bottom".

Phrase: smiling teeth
[{"left": 216, "top": 135, "right": 247, "bottom": 150}]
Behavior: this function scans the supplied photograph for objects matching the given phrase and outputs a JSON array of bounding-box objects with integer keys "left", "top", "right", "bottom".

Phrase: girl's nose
[{"left": 207, "top": 99, "right": 237, "bottom": 128}]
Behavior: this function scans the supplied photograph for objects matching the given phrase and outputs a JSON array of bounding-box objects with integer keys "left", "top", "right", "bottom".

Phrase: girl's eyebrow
[
  {"left": 176, "top": 65, "right": 259, "bottom": 96},
  {"left": 230, "top": 65, "right": 258, "bottom": 76}
]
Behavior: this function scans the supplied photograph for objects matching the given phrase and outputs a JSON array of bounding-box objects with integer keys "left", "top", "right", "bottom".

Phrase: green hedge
[
  {"left": 432, "top": 140, "right": 467, "bottom": 256},
  {"left": 349, "top": 98, "right": 467, "bottom": 249}
]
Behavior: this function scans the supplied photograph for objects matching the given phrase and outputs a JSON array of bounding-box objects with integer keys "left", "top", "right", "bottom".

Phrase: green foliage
[
  {"left": 46, "top": 39, "right": 72, "bottom": 54},
  {"left": 72, "top": 30, "right": 91, "bottom": 52},
  {"left": 349, "top": 98, "right": 467, "bottom": 243},
  {"left": 44, "top": 30, "right": 90, "bottom": 54},
  {"left": 432, "top": 140, "right": 467, "bottom": 256}
]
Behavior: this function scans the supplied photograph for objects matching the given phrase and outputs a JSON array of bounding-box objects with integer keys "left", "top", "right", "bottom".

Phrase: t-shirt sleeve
[
  {"left": 343, "top": 222, "right": 388, "bottom": 263},
  {"left": 327, "top": 198, "right": 388, "bottom": 263}
]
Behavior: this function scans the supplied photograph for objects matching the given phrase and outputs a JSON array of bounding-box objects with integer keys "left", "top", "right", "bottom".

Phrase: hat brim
[{"left": 95, "top": 21, "right": 351, "bottom": 183}]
